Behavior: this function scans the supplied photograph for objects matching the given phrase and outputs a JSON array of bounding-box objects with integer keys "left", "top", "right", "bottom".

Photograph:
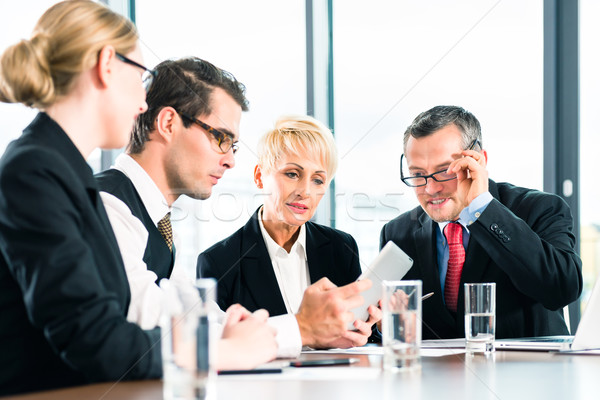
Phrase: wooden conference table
[{"left": 4, "top": 348, "right": 599, "bottom": 400}]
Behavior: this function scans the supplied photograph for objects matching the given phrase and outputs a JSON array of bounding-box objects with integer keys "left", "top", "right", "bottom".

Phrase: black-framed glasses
[
  {"left": 115, "top": 53, "right": 157, "bottom": 92},
  {"left": 400, "top": 139, "right": 481, "bottom": 187},
  {"left": 178, "top": 111, "right": 238, "bottom": 154}
]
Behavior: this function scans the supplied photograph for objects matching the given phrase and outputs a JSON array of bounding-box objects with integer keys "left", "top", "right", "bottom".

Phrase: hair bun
[{"left": 0, "top": 33, "right": 55, "bottom": 108}]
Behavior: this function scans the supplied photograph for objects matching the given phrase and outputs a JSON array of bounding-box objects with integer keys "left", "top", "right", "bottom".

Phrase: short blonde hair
[
  {"left": 257, "top": 115, "right": 338, "bottom": 180},
  {"left": 0, "top": 0, "right": 138, "bottom": 109}
]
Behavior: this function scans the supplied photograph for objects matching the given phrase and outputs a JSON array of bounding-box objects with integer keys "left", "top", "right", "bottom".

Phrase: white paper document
[
  {"left": 421, "top": 338, "right": 466, "bottom": 349},
  {"left": 303, "top": 344, "right": 465, "bottom": 357},
  {"left": 218, "top": 367, "right": 381, "bottom": 381}
]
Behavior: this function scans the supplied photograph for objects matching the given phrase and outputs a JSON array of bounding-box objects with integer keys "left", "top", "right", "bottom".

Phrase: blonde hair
[
  {"left": 0, "top": 0, "right": 138, "bottom": 109},
  {"left": 257, "top": 115, "right": 339, "bottom": 180}
]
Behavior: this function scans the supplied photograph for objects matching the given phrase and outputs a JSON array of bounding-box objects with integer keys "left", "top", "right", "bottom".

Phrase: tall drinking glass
[
  {"left": 161, "top": 278, "right": 217, "bottom": 400},
  {"left": 464, "top": 282, "right": 496, "bottom": 353},
  {"left": 382, "top": 280, "right": 422, "bottom": 371}
]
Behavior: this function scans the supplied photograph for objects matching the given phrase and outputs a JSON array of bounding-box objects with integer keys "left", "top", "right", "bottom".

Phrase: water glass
[
  {"left": 382, "top": 280, "right": 422, "bottom": 371},
  {"left": 464, "top": 282, "right": 496, "bottom": 353},
  {"left": 161, "top": 278, "right": 217, "bottom": 400}
]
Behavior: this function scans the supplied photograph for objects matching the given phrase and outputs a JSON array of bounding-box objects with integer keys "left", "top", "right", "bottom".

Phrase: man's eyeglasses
[
  {"left": 178, "top": 111, "right": 238, "bottom": 154},
  {"left": 400, "top": 139, "right": 481, "bottom": 187},
  {"left": 115, "top": 53, "right": 157, "bottom": 92}
]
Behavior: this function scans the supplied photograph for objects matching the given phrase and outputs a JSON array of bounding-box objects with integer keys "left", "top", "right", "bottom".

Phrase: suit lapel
[
  {"left": 305, "top": 222, "right": 335, "bottom": 284},
  {"left": 240, "top": 209, "right": 288, "bottom": 315},
  {"left": 413, "top": 215, "right": 439, "bottom": 294},
  {"left": 457, "top": 181, "right": 498, "bottom": 311}
]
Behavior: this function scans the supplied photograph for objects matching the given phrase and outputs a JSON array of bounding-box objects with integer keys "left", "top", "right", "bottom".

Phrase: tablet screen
[{"left": 347, "top": 241, "right": 413, "bottom": 329}]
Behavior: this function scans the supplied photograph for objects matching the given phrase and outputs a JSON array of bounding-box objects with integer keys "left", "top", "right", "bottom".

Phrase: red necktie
[{"left": 444, "top": 222, "right": 465, "bottom": 312}]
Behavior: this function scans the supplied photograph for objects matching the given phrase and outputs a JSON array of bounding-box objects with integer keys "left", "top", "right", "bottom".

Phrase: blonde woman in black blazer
[{"left": 199, "top": 116, "right": 381, "bottom": 347}]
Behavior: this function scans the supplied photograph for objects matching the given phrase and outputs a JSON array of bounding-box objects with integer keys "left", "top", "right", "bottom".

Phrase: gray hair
[{"left": 403, "top": 105, "right": 482, "bottom": 151}]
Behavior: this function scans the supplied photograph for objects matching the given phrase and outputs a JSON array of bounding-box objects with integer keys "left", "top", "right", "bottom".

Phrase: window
[
  {"left": 333, "top": 0, "right": 544, "bottom": 264},
  {"left": 579, "top": 0, "right": 599, "bottom": 312},
  {"left": 136, "top": 0, "right": 306, "bottom": 275},
  {"left": 0, "top": 1, "right": 66, "bottom": 159}
]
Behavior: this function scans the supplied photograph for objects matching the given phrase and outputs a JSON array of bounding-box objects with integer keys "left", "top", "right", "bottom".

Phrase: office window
[
  {"left": 0, "top": 1, "right": 63, "bottom": 157},
  {"left": 333, "top": 0, "right": 543, "bottom": 264},
  {"left": 579, "top": 0, "right": 599, "bottom": 312},
  {"left": 136, "top": 0, "right": 306, "bottom": 275}
]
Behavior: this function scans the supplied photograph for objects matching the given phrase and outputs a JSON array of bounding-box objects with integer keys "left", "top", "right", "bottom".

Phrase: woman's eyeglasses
[{"left": 115, "top": 53, "right": 157, "bottom": 93}]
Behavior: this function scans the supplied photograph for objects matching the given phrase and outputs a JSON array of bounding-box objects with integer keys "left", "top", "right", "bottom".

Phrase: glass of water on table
[
  {"left": 382, "top": 280, "right": 422, "bottom": 371},
  {"left": 161, "top": 278, "right": 217, "bottom": 400},
  {"left": 464, "top": 282, "right": 496, "bottom": 353}
]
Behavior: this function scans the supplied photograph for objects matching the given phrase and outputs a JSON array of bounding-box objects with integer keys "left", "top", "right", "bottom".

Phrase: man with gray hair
[{"left": 380, "top": 105, "right": 582, "bottom": 339}]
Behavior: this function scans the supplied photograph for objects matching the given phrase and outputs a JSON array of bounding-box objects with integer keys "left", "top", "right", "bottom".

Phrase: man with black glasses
[
  {"left": 380, "top": 105, "right": 583, "bottom": 340},
  {"left": 96, "top": 57, "right": 374, "bottom": 367}
]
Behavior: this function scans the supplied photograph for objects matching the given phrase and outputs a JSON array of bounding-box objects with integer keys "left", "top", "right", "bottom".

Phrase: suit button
[
  {"left": 491, "top": 223, "right": 499, "bottom": 231},
  {"left": 498, "top": 229, "right": 504, "bottom": 235}
]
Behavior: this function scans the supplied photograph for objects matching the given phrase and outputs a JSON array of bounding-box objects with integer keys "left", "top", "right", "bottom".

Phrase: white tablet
[{"left": 348, "top": 241, "right": 413, "bottom": 329}]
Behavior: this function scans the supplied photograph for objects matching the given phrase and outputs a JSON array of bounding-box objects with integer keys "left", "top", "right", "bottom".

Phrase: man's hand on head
[
  {"left": 448, "top": 148, "right": 488, "bottom": 207},
  {"left": 295, "top": 277, "right": 371, "bottom": 349}
]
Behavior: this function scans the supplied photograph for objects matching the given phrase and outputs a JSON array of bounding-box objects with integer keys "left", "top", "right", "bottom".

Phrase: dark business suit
[
  {"left": 380, "top": 180, "right": 582, "bottom": 340},
  {"left": 198, "top": 208, "right": 361, "bottom": 316},
  {"left": 0, "top": 113, "right": 161, "bottom": 396}
]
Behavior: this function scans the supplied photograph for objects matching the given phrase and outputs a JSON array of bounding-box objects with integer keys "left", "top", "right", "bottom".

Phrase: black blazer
[
  {"left": 380, "top": 180, "right": 583, "bottom": 340},
  {"left": 0, "top": 113, "right": 161, "bottom": 396},
  {"left": 197, "top": 208, "right": 361, "bottom": 316}
]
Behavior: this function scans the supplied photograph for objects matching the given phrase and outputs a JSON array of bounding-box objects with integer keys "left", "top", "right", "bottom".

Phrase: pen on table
[
  {"left": 218, "top": 368, "right": 283, "bottom": 375},
  {"left": 289, "top": 358, "right": 360, "bottom": 368},
  {"left": 421, "top": 292, "right": 434, "bottom": 301}
]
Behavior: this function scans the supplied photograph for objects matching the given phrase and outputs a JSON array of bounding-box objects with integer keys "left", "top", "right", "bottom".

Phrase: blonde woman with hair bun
[
  {"left": 199, "top": 115, "right": 382, "bottom": 350},
  {"left": 0, "top": 1, "right": 161, "bottom": 395}
]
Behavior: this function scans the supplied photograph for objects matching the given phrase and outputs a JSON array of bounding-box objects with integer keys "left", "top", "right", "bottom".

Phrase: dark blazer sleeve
[
  {"left": 380, "top": 223, "right": 389, "bottom": 250},
  {"left": 344, "top": 232, "right": 362, "bottom": 282},
  {"left": 197, "top": 248, "right": 235, "bottom": 312},
  {"left": 0, "top": 149, "right": 161, "bottom": 382},
  {"left": 470, "top": 191, "right": 582, "bottom": 310}
]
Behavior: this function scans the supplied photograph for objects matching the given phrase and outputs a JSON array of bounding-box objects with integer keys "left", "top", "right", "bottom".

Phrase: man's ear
[
  {"left": 96, "top": 45, "right": 116, "bottom": 89},
  {"left": 154, "top": 107, "right": 179, "bottom": 143},
  {"left": 482, "top": 149, "right": 489, "bottom": 165},
  {"left": 254, "top": 165, "right": 263, "bottom": 189}
]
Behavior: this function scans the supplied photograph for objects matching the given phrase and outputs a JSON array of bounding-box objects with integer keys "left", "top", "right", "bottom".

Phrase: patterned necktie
[
  {"left": 444, "top": 222, "right": 465, "bottom": 312},
  {"left": 157, "top": 212, "right": 173, "bottom": 252}
]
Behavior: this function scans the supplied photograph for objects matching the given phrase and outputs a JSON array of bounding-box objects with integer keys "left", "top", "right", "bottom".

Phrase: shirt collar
[
  {"left": 438, "top": 221, "right": 450, "bottom": 237},
  {"left": 437, "top": 220, "right": 470, "bottom": 246},
  {"left": 112, "top": 153, "right": 170, "bottom": 225},
  {"left": 258, "top": 206, "right": 307, "bottom": 260}
]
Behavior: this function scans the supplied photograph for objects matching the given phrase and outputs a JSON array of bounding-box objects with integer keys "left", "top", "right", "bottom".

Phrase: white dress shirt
[
  {"left": 100, "top": 154, "right": 301, "bottom": 358},
  {"left": 258, "top": 208, "right": 310, "bottom": 314}
]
